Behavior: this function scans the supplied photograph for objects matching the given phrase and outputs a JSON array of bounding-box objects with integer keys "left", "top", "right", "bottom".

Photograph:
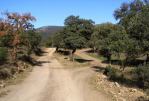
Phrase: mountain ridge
[{"left": 36, "top": 26, "right": 63, "bottom": 39}]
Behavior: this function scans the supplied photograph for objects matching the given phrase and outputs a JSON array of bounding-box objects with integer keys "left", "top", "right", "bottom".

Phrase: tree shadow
[
  {"left": 101, "top": 60, "right": 119, "bottom": 65},
  {"left": 127, "top": 59, "right": 145, "bottom": 67},
  {"left": 35, "top": 50, "right": 48, "bottom": 56},
  {"left": 102, "top": 59, "right": 145, "bottom": 67},
  {"left": 90, "top": 65, "right": 105, "bottom": 72},
  {"left": 57, "top": 50, "right": 70, "bottom": 56},
  {"left": 85, "top": 49, "right": 97, "bottom": 53},
  {"left": 35, "top": 61, "right": 51, "bottom": 66},
  {"left": 18, "top": 55, "right": 35, "bottom": 66},
  {"left": 75, "top": 59, "right": 93, "bottom": 63}
]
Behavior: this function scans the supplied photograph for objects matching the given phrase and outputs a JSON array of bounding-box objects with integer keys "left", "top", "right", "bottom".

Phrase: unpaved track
[{"left": 0, "top": 48, "right": 110, "bottom": 101}]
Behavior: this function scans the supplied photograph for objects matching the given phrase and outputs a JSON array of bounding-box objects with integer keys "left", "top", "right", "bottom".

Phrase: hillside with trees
[{"left": 36, "top": 26, "right": 63, "bottom": 39}]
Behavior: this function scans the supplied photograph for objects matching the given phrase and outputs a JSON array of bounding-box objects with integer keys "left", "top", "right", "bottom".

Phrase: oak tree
[
  {"left": 0, "top": 11, "right": 36, "bottom": 61},
  {"left": 63, "top": 15, "right": 94, "bottom": 60}
]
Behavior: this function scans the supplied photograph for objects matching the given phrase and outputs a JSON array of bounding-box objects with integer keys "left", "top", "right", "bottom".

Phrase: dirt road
[{"left": 0, "top": 48, "right": 111, "bottom": 101}]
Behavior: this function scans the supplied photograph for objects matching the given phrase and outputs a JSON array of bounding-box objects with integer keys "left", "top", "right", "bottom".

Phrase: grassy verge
[
  {"left": 4, "top": 65, "right": 33, "bottom": 86},
  {"left": 87, "top": 53, "right": 119, "bottom": 61},
  {"left": 87, "top": 53, "right": 107, "bottom": 61}
]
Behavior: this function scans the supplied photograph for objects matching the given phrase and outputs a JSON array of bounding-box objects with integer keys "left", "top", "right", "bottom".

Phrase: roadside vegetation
[{"left": 0, "top": 11, "right": 42, "bottom": 81}]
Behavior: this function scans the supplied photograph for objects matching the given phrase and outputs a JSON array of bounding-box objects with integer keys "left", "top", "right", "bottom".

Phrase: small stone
[
  {"left": 119, "top": 98, "right": 126, "bottom": 101},
  {"left": 119, "top": 89, "right": 124, "bottom": 94},
  {"left": 130, "top": 89, "right": 137, "bottom": 92},
  {"left": 0, "top": 84, "right": 5, "bottom": 88},
  {"left": 114, "top": 94, "right": 117, "bottom": 98},
  {"left": 102, "top": 75, "right": 107, "bottom": 79},
  {"left": 138, "top": 96, "right": 144, "bottom": 100},
  {"left": 108, "top": 83, "right": 113, "bottom": 88},
  {"left": 115, "top": 82, "right": 120, "bottom": 88},
  {"left": 110, "top": 90, "right": 116, "bottom": 95},
  {"left": 97, "top": 81, "right": 103, "bottom": 85},
  {"left": 122, "top": 87, "right": 128, "bottom": 92}
]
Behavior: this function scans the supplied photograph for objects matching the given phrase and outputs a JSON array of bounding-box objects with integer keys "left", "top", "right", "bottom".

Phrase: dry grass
[
  {"left": 0, "top": 90, "right": 10, "bottom": 97},
  {"left": 4, "top": 65, "right": 33, "bottom": 86},
  {"left": 90, "top": 73, "right": 116, "bottom": 101}
]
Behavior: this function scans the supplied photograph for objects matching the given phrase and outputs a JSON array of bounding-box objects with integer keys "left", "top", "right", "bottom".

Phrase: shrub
[
  {"left": 0, "top": 68, "right": 12, "bottom": 78},
  {"left": 146, "top": 89, "right": 149, "bottom": 96},
  {"left": 104, "top": 66, "right": 117, "bottom": 80},
  {"left": 132, "top": 63, "right": 149, "bottom": 89},
  {"left": 0, "top": 48, "right": 8, "bottom": 65}
]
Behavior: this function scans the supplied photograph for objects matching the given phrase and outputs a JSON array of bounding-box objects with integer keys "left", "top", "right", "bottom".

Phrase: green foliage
[
  {"left": 127, "top": 6, "right": 149, "bottom": 55},
  {"left": 104, "top": 66, "right": 117, "bottom": 80},
  {"left": 132, "top": 63, "right": 149, "bottom": 88},
  {"left": 0, "top": 48, "right": 8, "bottom": 65},
  {"left": 20, "top": 30, "right": 42, "bottom": 50},
  {"left": 53, "top": 30, "right": 66, "bottom": 49},
  {"left": 27, "top": 30, "right": 42, "bottom": 49},
  {"left": 53, "top": 15, "right": 94, "bottom": 55},
  {"left": 0, "top": 67, "right": 11, "bottom": 78},
  {"left": 114, "top": 0, "right": 145, "bottom": 29},
  {"left": 114, "top": 0, "right": 149, "bottom": 62},
  {"left": 40, "top": 36, "right": 53, "bottom": 47},
  {"left": 0, "top": 34, "right": 14, "bottom": 47},
  {"left": 87, "top": 26, "right": 100, "bottom": 50},
  {"left": 97, "top": 22, "right": 140, "bottom": 70},
  {"left": 19, "top": 30, "right": 42, "bottom": 56},
  {"left": 146, "top": 89, "right": 149, "bottom": 95},
  {"left": 62, "top": 15, "right": 95, "bottom": 49},
  {"left": 110, "top": 30, "right": 140, "bottom": 70},
  {"left": 98, "top": 23, "right": 129, "bottom": 65},
  {"left": 96, "top": 23, "right": 114, "bottom": 62}
]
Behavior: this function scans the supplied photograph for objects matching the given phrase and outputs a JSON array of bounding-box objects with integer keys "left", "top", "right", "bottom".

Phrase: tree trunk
[
  {"left": 107, "top": 55, "right": 111, "bottom": 66},
  {"left": 70, "top": 48, "right": 76, "bottom": 61},
  {"left": 146, "top": 54, "right": 149, "bottom": 63},
  {"left": 55, "top": 47, "right": 59, "bottom": 53},
  {"left": 93, "top": 47, "right": 96, "bottom": 53},
  {"left": 11, "top": 45, "right": 17, "bottom": 62}
]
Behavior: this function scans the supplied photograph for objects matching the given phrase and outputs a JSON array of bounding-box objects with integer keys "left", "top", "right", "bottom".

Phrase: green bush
[
  {"left": 104, "top": 66, "right": 117, "bottom": 80},
  {"left": 132, "top": 63, "right": 149, "bottom": 88},
  {"left": 0, "top": 67, "right": 12, "bottom": 78},
  {"left": 146, "top": 89, "right": 149, "bottom": 96},
  {"left": 0, "top": 48, "right": 8, "bottom": 65}
]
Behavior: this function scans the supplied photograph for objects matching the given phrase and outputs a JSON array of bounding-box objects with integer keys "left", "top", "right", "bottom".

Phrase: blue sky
[{"left": 1, "top": 0, "right": 133, "bottom": 28}]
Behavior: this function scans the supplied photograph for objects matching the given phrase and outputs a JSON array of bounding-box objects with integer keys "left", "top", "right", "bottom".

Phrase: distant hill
[{"left": 36, "top": 26, "right": 63, "bottom": 39}]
